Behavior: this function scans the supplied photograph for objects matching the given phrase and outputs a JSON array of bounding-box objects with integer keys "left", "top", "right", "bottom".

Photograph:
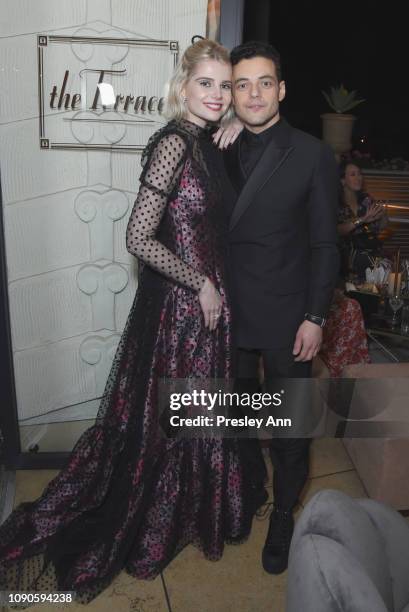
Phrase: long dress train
[{"left": 0, "top": 119, "right": 267, "bottom": 605}]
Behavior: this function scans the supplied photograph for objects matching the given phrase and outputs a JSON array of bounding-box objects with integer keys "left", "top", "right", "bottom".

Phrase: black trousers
[{"left": 236, "top": 347, "right": 312, "bottom": 512}]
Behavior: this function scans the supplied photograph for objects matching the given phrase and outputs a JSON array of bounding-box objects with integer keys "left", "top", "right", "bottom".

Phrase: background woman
[{"left": 337, "top": 161, "right": 388, "bottom": 280}]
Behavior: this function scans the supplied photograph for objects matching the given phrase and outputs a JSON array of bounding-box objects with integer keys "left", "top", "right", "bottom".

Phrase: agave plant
[{"left": 322, "top": 84, "right": 365, "bottom": 113}]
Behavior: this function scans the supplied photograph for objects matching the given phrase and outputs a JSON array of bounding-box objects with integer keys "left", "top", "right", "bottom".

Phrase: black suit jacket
[{"left": 222, "top": 118, "right": 339, "bottom": 349}]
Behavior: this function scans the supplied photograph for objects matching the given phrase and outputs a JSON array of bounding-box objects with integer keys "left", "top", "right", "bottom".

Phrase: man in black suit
[{"left": 223, "top": 41, "right": 339, "bottom": 574}]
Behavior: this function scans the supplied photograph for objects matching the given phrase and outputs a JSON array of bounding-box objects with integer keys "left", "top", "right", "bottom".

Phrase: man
[{"left": 223, "top": 41, "right": 339, "bottom": 574}]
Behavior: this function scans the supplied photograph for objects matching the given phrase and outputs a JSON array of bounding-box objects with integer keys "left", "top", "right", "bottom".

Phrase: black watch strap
[{"left": 304, "top": 312, "right": 326, "bottom": 328}]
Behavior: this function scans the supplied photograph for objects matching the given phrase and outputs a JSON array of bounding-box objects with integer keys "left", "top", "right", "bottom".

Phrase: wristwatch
[
  {"left": 304, "top": 313, "right": 326, "bottom": 328},
  {"left": 353, "top": 217, "right": 363, "bottom": 227}
]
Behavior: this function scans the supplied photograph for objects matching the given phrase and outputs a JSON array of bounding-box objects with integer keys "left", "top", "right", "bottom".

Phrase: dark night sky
[{"left": 243, "top": 1, "right": 408, "bottom": 158}]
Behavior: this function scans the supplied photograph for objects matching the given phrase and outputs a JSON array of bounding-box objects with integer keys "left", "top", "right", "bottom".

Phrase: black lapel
[
  {"left": 229, "top": 119, "right": 294, "bottom": 231},
  {"left": 223, "top": 135, "right": 246, "bottom": 194}
]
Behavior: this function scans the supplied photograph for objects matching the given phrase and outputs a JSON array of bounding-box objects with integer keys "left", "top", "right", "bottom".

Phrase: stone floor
[{"left": 7, "top": 438, "right": 368, "bottom": 612}]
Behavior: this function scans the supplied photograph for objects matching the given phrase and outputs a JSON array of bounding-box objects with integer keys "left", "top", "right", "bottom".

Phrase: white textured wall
[{"left": 0, "top": 1, "right": 208, "bottom": 437}]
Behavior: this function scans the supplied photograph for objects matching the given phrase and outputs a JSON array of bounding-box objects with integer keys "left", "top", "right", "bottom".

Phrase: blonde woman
[{"left": 0, "top": 40, "right": 266, "bottom": 604}]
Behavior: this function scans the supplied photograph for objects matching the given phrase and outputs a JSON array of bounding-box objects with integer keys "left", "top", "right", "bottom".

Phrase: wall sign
[{"left": 37, "top": 35, "right": 179, "bottom": 152}]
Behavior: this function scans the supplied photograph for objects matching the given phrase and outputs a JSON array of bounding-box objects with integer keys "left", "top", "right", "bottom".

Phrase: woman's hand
[
  {"left": 361, "top": 202, "right": 385, "bottom": 223},
  {"left": 198, "top": 278, "right": 222, "bottom": 331},
  {"left": 212, "top": 117, "right": 244, "bottom": 150}
]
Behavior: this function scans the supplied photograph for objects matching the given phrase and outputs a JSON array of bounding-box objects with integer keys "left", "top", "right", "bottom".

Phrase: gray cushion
[
  {"left": 357, "top": 498, "right": 409, "bottom": 612},
  {"left": 286, "top": 489, "right": 409, "bottom": 612},
  {"left": 287, "top": 533, "right": 388, "bottom": 612}
]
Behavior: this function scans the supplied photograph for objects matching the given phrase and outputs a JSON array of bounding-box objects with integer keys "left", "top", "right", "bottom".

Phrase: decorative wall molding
[
  {"left": 77, "top": 262, "right": 128, "bottom": 330},
  {"left": 79, "top": 333, "right": 120, "bottom": 395},
  {"left": 74, "top": 188, "right": 129, "bottom": 261}
]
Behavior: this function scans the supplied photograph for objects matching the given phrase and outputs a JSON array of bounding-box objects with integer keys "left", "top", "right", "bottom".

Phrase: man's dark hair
[{"left": 230, "top": 41, "right": 282, "bottom": 81}]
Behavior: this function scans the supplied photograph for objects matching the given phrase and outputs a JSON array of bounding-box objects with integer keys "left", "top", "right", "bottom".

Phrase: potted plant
[{"left": 321, "top": 85, "right": 365, "bottom": 159}]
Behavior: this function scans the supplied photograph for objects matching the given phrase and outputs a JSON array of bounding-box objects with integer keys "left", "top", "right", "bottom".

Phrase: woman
[
  {"left": 337, "top": 161, "right": 388, "bottom": 280},
  {"left": 0, "top": 40, "right": 266, "bottom": 604}
]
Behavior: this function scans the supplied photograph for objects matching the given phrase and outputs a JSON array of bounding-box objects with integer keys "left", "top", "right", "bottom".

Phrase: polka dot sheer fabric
[
  {"left": 0, "top": 119, "right": 266, "bottom": 606},
  {"left": 126, "top": 130, "right": 207, "bottom": 292}
]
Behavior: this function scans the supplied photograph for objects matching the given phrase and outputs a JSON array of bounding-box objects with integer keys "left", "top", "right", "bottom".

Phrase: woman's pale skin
[
  {"left": 180, "top": 58, "right": 234, "bottom": 330},
  {"left": 338, "top": 163, "right": 386, "bottom": 236},
  {"left": 212, "top": 117, "right": 243, "bottom": 148}
]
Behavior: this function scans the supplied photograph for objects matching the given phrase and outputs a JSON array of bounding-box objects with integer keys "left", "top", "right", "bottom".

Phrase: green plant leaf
[
  {"left": 345, "top": 98, "right": 366, "bottom": 111},
  {"left": 322, "top": 84, "right": 365, "bottom": 113},
  {"left": 322, "top": 90, "right": 336, "bottom": 112}
]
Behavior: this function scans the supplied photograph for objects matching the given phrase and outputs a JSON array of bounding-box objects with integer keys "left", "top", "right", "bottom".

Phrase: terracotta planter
[{"left": 321, "top": 113, "right": 356, "bottom": 159}]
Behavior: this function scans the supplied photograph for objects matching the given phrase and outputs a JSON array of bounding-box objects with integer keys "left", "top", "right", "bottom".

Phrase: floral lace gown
[{"left": 0, "top": 119, "right": 266, "bottom": 604}]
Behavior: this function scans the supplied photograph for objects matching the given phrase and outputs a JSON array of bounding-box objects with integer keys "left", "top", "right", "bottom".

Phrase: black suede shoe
[{"left": 262, "top": 506, "right": 294, "bottom": 574}]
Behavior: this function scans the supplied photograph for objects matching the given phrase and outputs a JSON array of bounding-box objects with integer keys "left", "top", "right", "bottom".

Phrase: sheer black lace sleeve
[{"left": 126, "top": 131, "right": 207, "bottom": 292}]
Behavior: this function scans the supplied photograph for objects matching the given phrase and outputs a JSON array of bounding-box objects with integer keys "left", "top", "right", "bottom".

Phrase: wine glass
[{"left": 389, "top": 294, "right": 404, "bottom": 328}]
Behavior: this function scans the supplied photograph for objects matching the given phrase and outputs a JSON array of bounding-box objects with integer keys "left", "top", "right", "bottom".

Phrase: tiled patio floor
[{"left": 7, "top": 439, "right": 368, "bottom": 612}]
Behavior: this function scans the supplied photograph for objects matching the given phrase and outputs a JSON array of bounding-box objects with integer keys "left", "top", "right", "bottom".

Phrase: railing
[{"left": 362, "top": 170, "right": 409, "bottom": 259}]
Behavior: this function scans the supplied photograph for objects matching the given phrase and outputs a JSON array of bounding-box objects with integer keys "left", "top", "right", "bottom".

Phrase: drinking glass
[{"left": 389, "top": 295, "right": 404, "bottom": 328}]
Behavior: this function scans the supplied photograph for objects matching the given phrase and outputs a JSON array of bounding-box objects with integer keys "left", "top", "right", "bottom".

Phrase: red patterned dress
[
  {"left": 0, "top": 119, "right": 266, "bottom": 604},
  {"left": 320, "top": 290, "right": 371, "bottom": 377}
]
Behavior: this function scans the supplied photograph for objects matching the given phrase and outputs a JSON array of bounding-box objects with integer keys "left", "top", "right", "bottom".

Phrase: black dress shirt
[{"left": 240, "top": 119, "right": 282, "bottom": 178}]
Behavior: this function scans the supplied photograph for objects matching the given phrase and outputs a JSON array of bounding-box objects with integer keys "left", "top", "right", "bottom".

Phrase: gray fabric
[
  {"left": 286, "top": 533, "right": 388, "bottom": 612},
  {"left": 357, "top": 499, "right": 409, "bottom": 612},
  {"left": 286, "top": 489, "right": 409, "bottom": 612}
]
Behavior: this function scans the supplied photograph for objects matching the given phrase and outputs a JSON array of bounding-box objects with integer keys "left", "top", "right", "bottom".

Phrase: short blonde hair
[{"left": 164, "top": 38, "right": 233, "bottom": 123}]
